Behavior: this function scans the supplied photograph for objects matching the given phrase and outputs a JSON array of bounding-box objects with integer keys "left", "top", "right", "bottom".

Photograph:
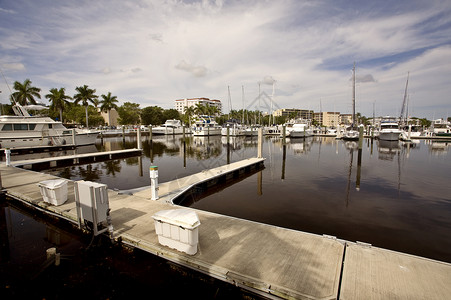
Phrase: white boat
[
  {"left": 286, "top": 120, "right": 313, "bottom": 138},
  {"left": 264, "top": 125, "right": 282, "bottom": 136},
  {"left": 432, "top": 118, "right": 451, "bottom": 136},
  {"left": 0, "top": 105, "right": 98, "bottom": 149},
  {"left": 378, "top": 119, "right": 403, "bottom": 141},
  {"left": 221, "top": 121, "right": 245, "bottom": 136},
  {"left": 152, "top": 119, "right": 190, "bottom": 135},
  {"left": 192, "top": 116, "right": 221, "bottom": 136},
  {"left": 342, "top": 128, "right": 360, "bottom": 141},
  {"left": 243, "top": 125, "right": 260, "bottom": 137},
  {"left": 400, "top": 124, "right": 424, "bottom": 140}
]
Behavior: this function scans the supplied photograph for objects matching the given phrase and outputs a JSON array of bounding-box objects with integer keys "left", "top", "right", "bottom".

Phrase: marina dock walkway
[
  {"left": 1, "top": 158, "right": 450, "bottom": 299},
  {"left": 9, "top": 149, "right": 142, "bottom": 170}
]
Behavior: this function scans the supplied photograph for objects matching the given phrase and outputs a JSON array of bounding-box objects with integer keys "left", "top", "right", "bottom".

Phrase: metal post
[
  {"left": 150, "top": 166, "right": 159, "bottom": 200},
  {"left": 149, "top": 125, "right": 153, "bottom": 142}
]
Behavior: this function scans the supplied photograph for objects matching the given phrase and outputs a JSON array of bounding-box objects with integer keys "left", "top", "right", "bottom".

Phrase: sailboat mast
[
  {"left": 352, "top": 62, "right": 356, "bottom": 128},
  {"left": 227, "top": 85, "right": 232, "bottom": 120},
  {"left": 242, "top": 85, "right": 245, "bottom": 124},
  {"left": 400, "top": 72, "right": 409, "bottom": 126}
]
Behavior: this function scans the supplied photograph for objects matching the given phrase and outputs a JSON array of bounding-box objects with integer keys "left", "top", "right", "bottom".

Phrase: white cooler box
[
  {"left": 38, "top": 179, "right": 68, "bottom": 206},
  {"left": 152, "top": 209, "right": 200, "bottom": 255}
]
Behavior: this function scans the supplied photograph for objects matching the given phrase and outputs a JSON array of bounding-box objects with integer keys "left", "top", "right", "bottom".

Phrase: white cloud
[
  {"left": 175, "top": 60, "right": 208, "bottom": 77},
  {"left": 0, "top": 0, "right": 450, "bottom": 118}
]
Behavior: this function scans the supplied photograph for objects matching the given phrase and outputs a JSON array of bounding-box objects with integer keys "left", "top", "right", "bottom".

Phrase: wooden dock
[
  {"left": 9, "top": 149, "right": 142, "bottom": 170},
  {"left": 1, "top": 159, "right": 450, "bottom": 299}
]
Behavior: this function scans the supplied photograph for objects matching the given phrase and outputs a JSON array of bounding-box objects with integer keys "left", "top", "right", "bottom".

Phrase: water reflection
[
  {"left": 377, "top": 140, "right": 401, "bottom": 161},
  {"left": 9, "top": 135, "right": 451, "bottom": 262}
]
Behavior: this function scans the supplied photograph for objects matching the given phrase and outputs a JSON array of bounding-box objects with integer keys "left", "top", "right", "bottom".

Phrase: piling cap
[{"left": 149, "top": 166, "right": 158, "bottom": 170}]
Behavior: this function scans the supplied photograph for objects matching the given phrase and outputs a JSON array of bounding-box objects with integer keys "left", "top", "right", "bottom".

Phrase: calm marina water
[{"left": 5, "top": 135, "right": 451, "bottom": 264}]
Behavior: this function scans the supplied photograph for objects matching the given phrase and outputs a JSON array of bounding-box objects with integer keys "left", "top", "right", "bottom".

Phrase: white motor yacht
[
  {"left": 152, "top": 119, "right": 189, "bottom": 135},
  {"left": 0, "top": 105, "right": 98, "bottom": 149},
  {"left": 378, "top": 120, "right": 403, "bottom": 141},
  {"left": 287, "top": 122, "right": 313, "bottom": 138},
  {"left": 192, "top": 116, "right": 221, "bottom": 136}
]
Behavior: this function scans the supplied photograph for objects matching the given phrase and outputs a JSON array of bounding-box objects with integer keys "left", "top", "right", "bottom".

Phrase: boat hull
[
  {"left": 0, "top": 132, "right": 98, "bottom": 149},
  {"left": 221, "top": 127, "right": 245, "bottom": 136},
  {"left": 152, "top": 127, "right": 189, "bottom": 135},
  {"left": 378, "top": 131, "right": 402, "bottom": 141},
  {"left": 193, "top": 128, "right": 222, "bottom": 136},
  {"left": 288, "top": 130, "right": 313, "bottom": 138}
]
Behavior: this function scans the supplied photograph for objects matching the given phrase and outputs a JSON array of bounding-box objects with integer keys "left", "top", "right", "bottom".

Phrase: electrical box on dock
[
  {"left": 74, "top": 180, "right": 109, "bottom": 224},
  {"left": 152, "top": 209, "right": 200, "bottom": 255}
]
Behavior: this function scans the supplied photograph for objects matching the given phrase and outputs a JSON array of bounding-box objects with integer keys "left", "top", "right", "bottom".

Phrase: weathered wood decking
[{"left": 1, "top": 158, "right": 450, "bottom": 299}]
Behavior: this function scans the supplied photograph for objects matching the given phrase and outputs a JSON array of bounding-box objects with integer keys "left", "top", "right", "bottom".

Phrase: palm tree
[
  {"left": 100, "top": 92, "right": 119, "bottom": 126},
  {"left": 45, "top": 88, "right": 72, "bottom": 122},
  {"left": 11, "top": 79, "right": 41, "bottom": 105},
  {"left": 194, "top": 103, "right": 207, "bottom": 116},
  {"left": 73, "top": 85, "right": 98, "bottom": 127},
  {"left": 184, "top": 106, "right": 195, "bottom": 127}
]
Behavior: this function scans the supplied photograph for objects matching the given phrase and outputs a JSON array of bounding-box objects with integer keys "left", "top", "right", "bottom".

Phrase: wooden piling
[
  {"left": 258, "top": 127, "right": 263, "bottom": 158},
  {"left": 137, "top": 126, "right": 142, "bottom": 150},
  {"left": 358, "top": 125, "right": 364, "bottom": 149}
]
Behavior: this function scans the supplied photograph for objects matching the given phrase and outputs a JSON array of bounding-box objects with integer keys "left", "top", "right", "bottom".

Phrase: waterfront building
[
  {"left": 340, "top": 114, "right": 353, "bottom": 126},
  {"left": 273, "top": 108, "right": 314, "bottom": 120},
  {"left": 175, "top": 98, "right": 222, "bottom": 115},
  {"left": 100, "top": 108, "right": 119, "bottom": 126},
  {"left": 313, "top": 112, "right": 340, "bottom": 127}
]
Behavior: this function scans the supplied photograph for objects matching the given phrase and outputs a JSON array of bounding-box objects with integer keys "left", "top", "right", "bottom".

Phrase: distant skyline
[{"left": 1, "top": 0, "right": 451, "bottom": 120}]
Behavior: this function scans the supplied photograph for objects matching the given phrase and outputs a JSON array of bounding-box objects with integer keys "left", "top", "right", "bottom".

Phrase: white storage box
[
  {"left": 152, "top": 209, "right": 200, "bottom": 255},
  {"left": 38, "top": 179, "right": 68, "bottom": 206}
]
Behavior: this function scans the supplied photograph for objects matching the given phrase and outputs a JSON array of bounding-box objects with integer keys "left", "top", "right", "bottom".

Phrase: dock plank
[{"left": 340, "top": 243, "right": 451, "bottom": 299}]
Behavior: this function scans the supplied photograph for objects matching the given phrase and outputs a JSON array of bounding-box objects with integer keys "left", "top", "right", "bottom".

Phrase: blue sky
[{"left": 1, "top": 0, "right": 451, "bottom": 119}]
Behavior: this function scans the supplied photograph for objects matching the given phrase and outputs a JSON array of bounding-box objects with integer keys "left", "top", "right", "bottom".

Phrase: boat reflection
[
  {"left": 377, "top": 140, "right": 401, "bottom": 161},
  {"left": 427, "top": 141, "right": 450, "bottom": 155}
]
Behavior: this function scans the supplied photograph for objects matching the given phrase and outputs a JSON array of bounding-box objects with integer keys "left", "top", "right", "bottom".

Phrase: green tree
[
  {"left": 117, "top": 102, "right": 141, "bottom": 125},
  {"left": 11, "top": 79, "right": 41, "bottom": 105},
  {"left": 163, "top": 108, "right": 180, "bottom": 121},
  {"left": 141, "top": 106, "right": 164, "bottom": 125},
  {"left": 100, "top": 92, "right": 119, "bottom": 126},
  {"left": 73, "top": 85, "right": 98, "bottom": 128},
  {"left": 45, "top": 87, "right": 72, "bottom": 122},
  {"left": 65, "top": 104, "right": 104, "bottom": 127}
]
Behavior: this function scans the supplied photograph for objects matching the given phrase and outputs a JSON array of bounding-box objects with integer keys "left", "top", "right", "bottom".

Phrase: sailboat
[{"left": 342, "top": 62, "right": 360, "bottom": 141}]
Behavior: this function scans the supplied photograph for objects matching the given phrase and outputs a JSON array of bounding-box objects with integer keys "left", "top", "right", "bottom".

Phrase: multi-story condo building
[
  {"left": 313, "top": 112, "right": 340, "bottom": 127},
  {"left": 273, "top": 108, "right": 314, "bottom": 120},
  {"left": 175, "top": 98, "right": 222, "bottom": 115},
  {"left": 339, "top": 114, "right": 353, "bottom": 126}
]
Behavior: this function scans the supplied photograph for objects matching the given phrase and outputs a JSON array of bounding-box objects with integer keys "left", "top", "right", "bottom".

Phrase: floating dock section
[
  {"left": 1, "top": 158, "right": 450, "bottom": 299},
  {"left": 9, "top": 149, "right": 142, "bottom": 170}
]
